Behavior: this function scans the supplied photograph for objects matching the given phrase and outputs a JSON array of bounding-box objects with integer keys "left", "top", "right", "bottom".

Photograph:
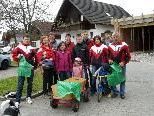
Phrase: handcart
[{"left": 50, "top": 77, "right": 90, "bottom": 112}]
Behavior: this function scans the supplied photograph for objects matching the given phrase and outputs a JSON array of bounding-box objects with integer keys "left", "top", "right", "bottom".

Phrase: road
[
  {"left": 0, "top": 67, "right": 17, "bottom": 80},
  {"left": 1, "top": 62, "right": 154, "bottom": 116}
]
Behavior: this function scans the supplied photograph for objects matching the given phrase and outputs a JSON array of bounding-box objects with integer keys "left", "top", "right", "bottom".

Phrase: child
[
  {"left": 56, "top": 41, "right": 72, "bottom": 81},
  {"left": 72, "top": 57, "right": 83, "bottom": 78}
]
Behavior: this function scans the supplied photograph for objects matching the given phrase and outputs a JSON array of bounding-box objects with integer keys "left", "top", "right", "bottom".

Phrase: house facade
[
  {"left": 54, "top": 0, "right": 130, "bottom": 42},
  {"left": 112, "top": 14, "right": 154, "bottom": 52}
]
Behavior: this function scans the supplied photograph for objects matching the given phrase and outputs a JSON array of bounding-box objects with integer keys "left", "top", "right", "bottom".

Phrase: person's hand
[
  {"left": 119, "top": 62, "right": 125, "bottom": 67},
  {"left": 17, "top": 54, "right": 23, "bottom": 59},
  {"left": 109, "top": 59, "right": 113, "bottom": 64},
  {"left": 49, "top": 58, "right": 53, "bottom": 61}
]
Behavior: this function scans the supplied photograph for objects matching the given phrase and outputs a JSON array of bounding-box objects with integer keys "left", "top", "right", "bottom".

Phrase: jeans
[
  {"left": 43, "top": 68, "right": 54, "bottom": 94},
  {"left": 90, "top": 65, "right": 101, "bottom": 94},
  {"left": 111, "top": 65, "right": 126, "bottom": 95},
  {"left": 58, "top": 71, "right": 70, "bottom": 81},
  {"left": 16, "top": 70, "right": 34, "bottom": 103}
]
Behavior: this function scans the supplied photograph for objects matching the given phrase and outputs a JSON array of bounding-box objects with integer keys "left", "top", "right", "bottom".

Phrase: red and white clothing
[
  {"left": 36, "top": 45, "right": 55, "bottom": 63},
  {"left": 89, "top": 43, "right": 108, "bottom": 65},
  {"left": 65, "top": 42, "right": 75, "bottom": 54},
  {"left": 108, "top": 41, "right": 131, "bottom": 64},
  {"left": 12, "top": 43, "right": 37, "bottom": 64}
]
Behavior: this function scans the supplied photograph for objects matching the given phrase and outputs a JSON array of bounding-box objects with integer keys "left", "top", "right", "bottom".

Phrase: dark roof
[
  {"left": 32, "top": 21, "right": 54, "bottom": 34},
  {"left": 56, "top": 0, "right": 130, "bottom": 24}
]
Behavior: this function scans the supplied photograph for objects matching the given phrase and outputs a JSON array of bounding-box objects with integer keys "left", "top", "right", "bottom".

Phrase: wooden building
[
  {"left": 112, "top": 14, "right": 154, "bottom": 52},
  {"left": 54, "top": 0, "right": 130, "bottom": 42}
]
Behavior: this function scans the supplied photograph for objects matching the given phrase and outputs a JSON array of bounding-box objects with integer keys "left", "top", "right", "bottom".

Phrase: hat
[{"left": 75, "top": 57, "right": 82, "bottom": 62}]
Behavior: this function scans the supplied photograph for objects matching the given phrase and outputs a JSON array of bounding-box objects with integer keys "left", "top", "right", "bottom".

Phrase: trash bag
[
  {"left": 57, "top": 81, "right": 81, "bottom": 101},
  {"left": 107, "top": 62, "right": 126, "bottom": 86},
  {"left": 17, "top": 56, "right": 33, "bottom": 77}
]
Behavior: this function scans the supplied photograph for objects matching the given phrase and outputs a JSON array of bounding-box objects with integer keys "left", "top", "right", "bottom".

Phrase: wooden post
[
  {"left": 137, "top": 28, "right": 140, "bottom": 51},
  {"left": 148, "top": 28, "right": 151, "bottom": 51},
  {"left": 133, "top": 27, "right": 135, "bottom": 51},
  {"left": 142, "top": 27, "right": 145, "bottom": 52}
]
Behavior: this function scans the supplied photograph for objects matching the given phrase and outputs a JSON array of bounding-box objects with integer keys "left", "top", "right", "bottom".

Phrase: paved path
[
  {"left": 1, "top": 62, "right": 154, "bottom": 116},
  {"left": 0, "top": 67, "right": 17, "bottom": 80}
]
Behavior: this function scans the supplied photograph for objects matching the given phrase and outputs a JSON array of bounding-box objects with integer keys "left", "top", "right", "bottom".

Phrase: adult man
[
  {"left": 48, "top": 32, "right": 58, "bottom": 84},
  {"left": 108, "top": 32, "right": 131, "bottom": 99},
  {"left": 72, "top": 33, "right": 90, "bottom": 88},
  {"left": 104, "top": 30, "right": 113, "bottom": 46},
  {"left": 48, "top": 32, "right": 58, "bottom": 50},
  {"left": 12, "top": 34, "right": 37, "bottom": 107},
  {"left": 82, "top": 31, "right": 93, "bottom": 50},
  {"left": 65, "top": 33, "right": 75, "bottom": 53}
]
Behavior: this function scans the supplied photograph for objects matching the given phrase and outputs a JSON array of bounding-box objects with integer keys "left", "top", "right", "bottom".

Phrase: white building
[{"left": 54, "top": 0, "right": 130, "bottom": 42}]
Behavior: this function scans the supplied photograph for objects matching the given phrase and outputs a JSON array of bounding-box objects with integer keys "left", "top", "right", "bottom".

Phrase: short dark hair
[
  {"left": 76, "top": 33, "right": 81, "bottom": 37},
  {"left": 58, "top": 41, "right": 66, "bottom": 50},
  {"left": 23, "top": 33, "right": 30, "bottom": 39},
  {"left": 104, "top": 30, "right": 112, "bottom": 34},
  {"left": 93, "top": 35, "right": 101, "bottom": 42},
  {"left": 66, "top": 33, "right": 71, "bottom": 37}
]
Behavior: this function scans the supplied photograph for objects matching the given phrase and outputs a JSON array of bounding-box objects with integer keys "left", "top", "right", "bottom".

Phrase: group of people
[{"left": 11, "top": 31, "right": 131, "bottom": 108}]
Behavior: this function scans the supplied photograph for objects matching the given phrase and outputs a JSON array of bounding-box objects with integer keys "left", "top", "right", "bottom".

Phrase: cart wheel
[
  {"left": 50, "top": 99, "right": 58, "bottom": 109},
  {"left": 72, "top": 100, "right": 79, "bottom": 112},
  {"left": 83, "top": 92, "right": 89, "bottom": 102},
  {"left": 97, "top": 92, "right": 102, "bottom": 103}
]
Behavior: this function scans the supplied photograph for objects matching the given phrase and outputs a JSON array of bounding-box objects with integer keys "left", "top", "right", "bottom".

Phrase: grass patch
[
  {"left": 0, "top": 69, "right": 43, "bottom": 96},
  {"left": 10, "top": 61, "right": 18, "bottom": 67}
]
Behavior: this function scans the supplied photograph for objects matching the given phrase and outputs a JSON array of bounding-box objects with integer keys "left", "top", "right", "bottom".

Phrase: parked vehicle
[{"left": 0, "top": 49, "right": 11, "bottom": 70}]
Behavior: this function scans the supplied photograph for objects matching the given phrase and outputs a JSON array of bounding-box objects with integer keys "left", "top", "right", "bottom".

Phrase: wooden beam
[
  {"left": 142, "top": 27, "right": 145, "bottom": 52},
  {"left": 148, "top": 28, "right": 151, "bottom": 51}
]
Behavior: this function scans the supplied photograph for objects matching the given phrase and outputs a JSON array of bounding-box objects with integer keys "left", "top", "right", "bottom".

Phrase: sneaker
[
  {"left": 111, "top": 93, "right": 118, "bottom": 98},
  {"left": 15, "top": 102, "right": 20, "bottom": 108},
  {"left": 26, "top": 97, "right": 33, "bottom": 104},
  {"left": 120, "top": 95, "right": 125, "bottom": 99}
]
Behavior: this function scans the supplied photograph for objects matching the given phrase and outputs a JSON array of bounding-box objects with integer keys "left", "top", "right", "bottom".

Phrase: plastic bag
[
  {"left": 107, "top": 62, "right": 126, "bottom": 86},
  {"left": 17, "top": 56, "right": 33, "bottom": 77},
  {"left": 57, "top": 81, "right": 81, "bottom": 101}
]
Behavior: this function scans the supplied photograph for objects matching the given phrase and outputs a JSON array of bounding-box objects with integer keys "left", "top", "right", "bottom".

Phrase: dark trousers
[
  {"left": 58, "top": 71, "right": 70, "bottom": 81},
  {"left": 53, "top": 70, "right": 58, "bottom": 84},
  {"left": 43, "top": 69, "right": 54, "bottom": 94},
  {"left": 83, "top": 66, "right": 92, "bottom": 89},
  {"left": 16, "top": 70, "right": 34, "bottom": 103}
]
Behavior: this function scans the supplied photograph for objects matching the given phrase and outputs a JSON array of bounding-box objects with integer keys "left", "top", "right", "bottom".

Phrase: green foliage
[{"left": 0, "top": 70, "right": 43, "bottom": 96}]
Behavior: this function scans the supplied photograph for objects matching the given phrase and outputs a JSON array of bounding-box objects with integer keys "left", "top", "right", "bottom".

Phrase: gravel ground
[
  {"left": 1, "top": 62, "right": 154, "bottom": 116},
  {"left": 0, "top": 67, "right": 17, "bottom": 80},
  {"left": 131, "top": 52, "right": 154, "bottom": 63}
]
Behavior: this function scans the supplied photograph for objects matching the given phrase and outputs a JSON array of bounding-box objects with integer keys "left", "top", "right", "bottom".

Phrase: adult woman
[
  {"left": 37, "top": 35, "right": 55, "bottom": 95},
  {"left": 89, "top": 35, "right": 108, "bottom": 95}
]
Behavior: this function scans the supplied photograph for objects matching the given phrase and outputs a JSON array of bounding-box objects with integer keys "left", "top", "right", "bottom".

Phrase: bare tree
[{"left": 0, "top": 0, "right": 55, "bottom": 42}]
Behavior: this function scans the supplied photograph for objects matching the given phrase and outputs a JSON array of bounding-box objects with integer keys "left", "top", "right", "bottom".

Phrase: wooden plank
[
  {"left": 148, "top": 28, "right": 151, "bottom": 51},
  {"left": 142, "top": 27, "right": 145, "bottom": 52}
]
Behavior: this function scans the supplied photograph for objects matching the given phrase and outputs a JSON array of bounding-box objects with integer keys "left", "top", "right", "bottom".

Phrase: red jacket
[
  {"left": 36, "top": 45, "right": 55, "bottom": 63},
  {"left": 108, "top": 41, "right": 131, "bottom": 64},
  {"left": 83, "top": 38, "right": 94, "bottom": 50},
  {"left": 55, "top": 50, "right": 72, "bottom": 72},
  {"left": 65, "top": 42, "right": 75, "bottom": 53},
  {"left": 90, "top": 43, "right": 108, "bottom": 65},
  {"left": 12, "top": 43, "right": 37, "bottom": 64}
]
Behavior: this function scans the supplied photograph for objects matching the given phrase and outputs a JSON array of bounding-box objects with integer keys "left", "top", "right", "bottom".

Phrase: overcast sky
[
  {"left": 50, "top": 0, "right": 154, "bottom": 17},
  {"left": 1, "top": 0, "right": 154, "bottom": 32}
]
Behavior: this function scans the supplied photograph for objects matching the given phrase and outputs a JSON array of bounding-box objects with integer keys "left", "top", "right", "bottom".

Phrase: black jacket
[{"left": 72, "top": 42, "right": 89, "bottom": 65}]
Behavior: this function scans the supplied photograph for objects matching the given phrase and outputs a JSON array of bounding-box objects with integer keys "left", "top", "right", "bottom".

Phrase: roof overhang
[{"left": 112, "top": 14, "right": 154, "bottom": 28}]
